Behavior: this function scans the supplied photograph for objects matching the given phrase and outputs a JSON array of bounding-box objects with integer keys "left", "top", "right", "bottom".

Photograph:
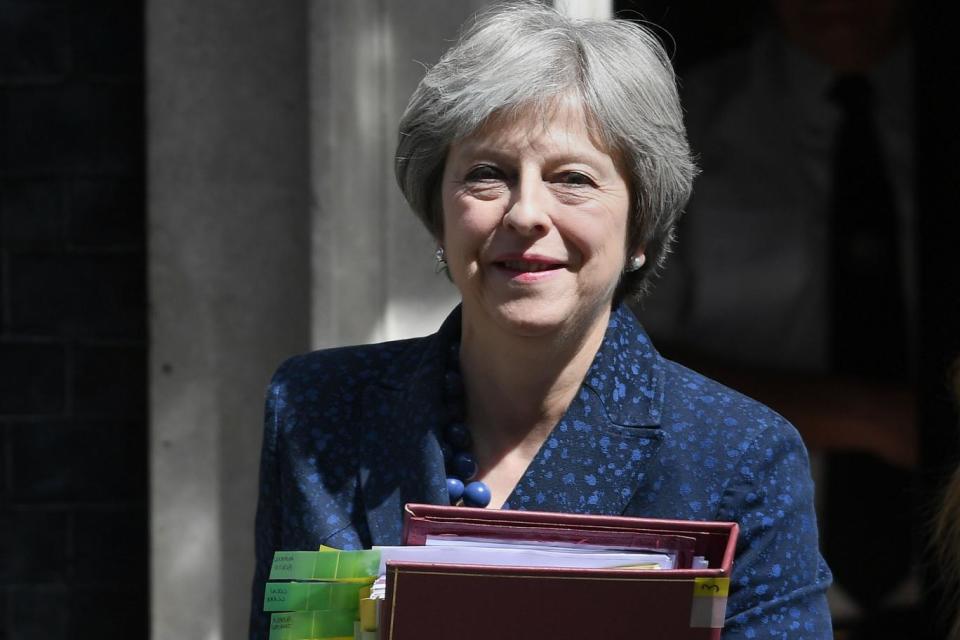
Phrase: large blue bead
[
  {"left": 452, "top": 451, "right": 478, "bottom": 481},
  {"left": 463, "top": 481, "right": 491, "bottom": 508},
  {"left": 446, "top": 477, "right": 465, "bottom": 503},
  {"left": 445, "top": 422, "right": 471, "bottom": 449}
]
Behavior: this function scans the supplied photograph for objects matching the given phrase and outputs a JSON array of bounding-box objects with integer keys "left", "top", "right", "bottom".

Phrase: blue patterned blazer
[{"left": 250, "top": 305, "right": 832, "bottom": 638}]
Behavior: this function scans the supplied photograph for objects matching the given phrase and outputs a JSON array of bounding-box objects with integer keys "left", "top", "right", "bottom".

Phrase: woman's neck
[{"left": 457, "top": 306, "right": 612, "bottom": 463}]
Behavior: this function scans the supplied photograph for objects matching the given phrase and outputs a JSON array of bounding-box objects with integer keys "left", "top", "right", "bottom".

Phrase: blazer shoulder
[
  {"left": 261, "top": 335, "right": 436, "bottom": 453},
  {"left": 269, "top": 335, "right": 432, "bottom": 396},
  {"left": 658, "top": 358, "right": 801, "bottom": 448}
]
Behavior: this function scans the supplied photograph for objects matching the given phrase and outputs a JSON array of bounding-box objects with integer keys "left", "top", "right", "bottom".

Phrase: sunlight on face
[{"left": 441, "top": 99, "right": 633, "bottom": 342}]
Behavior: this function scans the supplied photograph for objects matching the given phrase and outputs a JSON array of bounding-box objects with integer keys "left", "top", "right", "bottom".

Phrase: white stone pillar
[
  {"left": 308, "top": 1, "right": 488, "bottom": 349},
  {"left": 148, "top": 2, "right": 310, "bottom": 639}
]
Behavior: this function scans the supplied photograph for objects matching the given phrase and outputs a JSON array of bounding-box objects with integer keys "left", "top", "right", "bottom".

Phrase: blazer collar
[
  {"left": 504, "top": 306, "right": 666, "bottom": 515},
  {"left": 361, "top": 305, "right": 667, "bottom": 544},
  {"left": 579, "top": 304, "right": 666, "bottom": 428}
]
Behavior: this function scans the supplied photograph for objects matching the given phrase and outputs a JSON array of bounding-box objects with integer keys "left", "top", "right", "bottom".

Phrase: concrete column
[
  {"left": 308, "top": 1, "right": 486, "bottom": 349},
  {"left": 148, "top": 2, "right": 310, "bottom": 639}
]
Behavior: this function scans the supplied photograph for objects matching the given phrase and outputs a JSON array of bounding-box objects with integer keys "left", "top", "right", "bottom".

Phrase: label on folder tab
[
  {"left": 269, "top": 550, "right": 380, "bottom": 581},
  {"left": 689, "top": 577, "right": 729, "bottom": 629}
]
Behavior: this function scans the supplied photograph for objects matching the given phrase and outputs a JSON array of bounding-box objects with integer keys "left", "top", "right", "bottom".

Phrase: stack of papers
[
  {"left": 262, "top": 548, "right": 380, "bottom": 640},
  {"left": 379, "top": 503, "right": 739, "bottom": 640},
  {"left": 373, "top": 536, "right": 678, "bottom": 574},
  {"left": 259, "top": 504, "right": 738, "bottom": 640}
]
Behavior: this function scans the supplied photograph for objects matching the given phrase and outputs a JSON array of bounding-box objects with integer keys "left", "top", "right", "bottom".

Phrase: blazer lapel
[{"left": 506, "top": 306, "right": 667, "bottom": 516}]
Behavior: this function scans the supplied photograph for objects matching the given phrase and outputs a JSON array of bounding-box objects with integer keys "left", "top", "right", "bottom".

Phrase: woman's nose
[{"left": 503, "top": 176, "right": 550, "bottom": 235}]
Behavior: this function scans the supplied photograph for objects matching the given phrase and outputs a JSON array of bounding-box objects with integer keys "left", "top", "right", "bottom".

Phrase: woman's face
[{"left": 440, "top": 100, "right": 634, "bottom": 340}]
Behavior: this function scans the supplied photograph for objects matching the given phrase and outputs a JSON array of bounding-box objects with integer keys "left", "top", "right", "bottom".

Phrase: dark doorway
[{"left": 0, "top": 0, "right": 148, "bottom": 637}]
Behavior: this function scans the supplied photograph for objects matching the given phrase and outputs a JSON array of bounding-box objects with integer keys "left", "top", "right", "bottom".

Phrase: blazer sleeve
[
  {"left": 248, "top": 359, "right": 292, "bottom": 640},
  {"left": 717, "top": 418, "right": 833, "bottom": 639}
]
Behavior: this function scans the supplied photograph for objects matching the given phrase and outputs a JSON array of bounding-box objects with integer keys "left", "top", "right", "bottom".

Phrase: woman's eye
[
  {"left": 465, "top": 165, "right": 504, "bottom": 182},
  {"left": 556, "top": 171, "right": 596, "bottom": 187}
]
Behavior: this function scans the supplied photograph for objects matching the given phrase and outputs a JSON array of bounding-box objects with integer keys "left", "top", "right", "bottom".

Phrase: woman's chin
[
  {"left": 472, "top": 298, "right": 607, "bottom": 342},
  {"left": 496, "top": 314, "right": 565, "bottom": 339}
]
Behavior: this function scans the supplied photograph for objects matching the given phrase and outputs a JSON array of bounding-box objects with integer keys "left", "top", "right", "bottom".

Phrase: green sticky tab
[
  {"left": 264, "top": 581, "right": 366, "bottom": 612},
  {"left": 269, "top": 609, "right": 356, "bottom": 640},
  {"left": 269, "top": 550, "right": 380, "bottom": 581}
]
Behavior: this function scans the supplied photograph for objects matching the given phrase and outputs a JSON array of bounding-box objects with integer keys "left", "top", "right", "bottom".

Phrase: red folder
[{"left": 380, "top": 504, "right": 739, "bottom": 639}]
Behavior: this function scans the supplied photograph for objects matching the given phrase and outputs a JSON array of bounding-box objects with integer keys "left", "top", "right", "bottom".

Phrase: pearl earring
[
  {"left": 625, "top": 255, "right": 645, "bottom": 272},
  {"left": 434, "top": 247, "right": 448, "bottom": 273}
]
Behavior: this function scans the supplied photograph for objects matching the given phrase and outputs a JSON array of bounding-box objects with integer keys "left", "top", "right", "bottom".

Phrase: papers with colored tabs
[
  {"left": 269, "top": 549, "right": 380, "bottom": 581},
  {"left": 263, "top": 580, "right": 369, "bottom": 612},
  {"left": 268, "top": 609, "right": 355, "bottom": 640},
  {"left": 263, "top": 549, "right": 381, "bottom": 640},
  {"left": 379, "top": 504, "right": 740, "bottom": 640},
  {"left": 373, "top": 540, "right": 675, "bottom": 574}
]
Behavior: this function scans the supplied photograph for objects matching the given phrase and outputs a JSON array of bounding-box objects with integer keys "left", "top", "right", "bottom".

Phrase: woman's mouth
[
  {"left": 492, "top": 256, "right": 566, "bottom": 282},
  {"left": 499, "top": 260, "right": 563, "bottom": 273}
]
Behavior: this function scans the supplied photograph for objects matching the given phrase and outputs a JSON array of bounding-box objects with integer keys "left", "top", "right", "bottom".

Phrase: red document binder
[{"left": 380, "top": 504, "right": 739, "bottom": 640}]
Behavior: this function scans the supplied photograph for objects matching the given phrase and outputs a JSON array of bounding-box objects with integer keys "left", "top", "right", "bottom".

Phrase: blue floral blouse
[{"left": 250, "top": 305, "right": 832, "bottom": 638}]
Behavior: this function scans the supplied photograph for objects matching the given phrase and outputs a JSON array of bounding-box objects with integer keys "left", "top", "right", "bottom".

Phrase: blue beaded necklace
[{"left": 442, "top": 343, "right": 492, "bottom": 508}]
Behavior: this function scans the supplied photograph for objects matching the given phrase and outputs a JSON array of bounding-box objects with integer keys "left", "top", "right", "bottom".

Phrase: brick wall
[{"left": 0, "top": 0, "right": 147, "bottom": 637}]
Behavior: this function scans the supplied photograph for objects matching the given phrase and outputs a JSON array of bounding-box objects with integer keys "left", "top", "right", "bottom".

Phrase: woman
[{"left": 250, "top": 3, "right": 832, "bottom": 638}]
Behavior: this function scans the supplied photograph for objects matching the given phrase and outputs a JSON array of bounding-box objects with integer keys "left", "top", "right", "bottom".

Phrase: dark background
[
  {"left": 0, "top": 0, "right": 957, "bottom": 638},
  {"left": 0, "top": 0, "right": 148, "bottom": 637}
]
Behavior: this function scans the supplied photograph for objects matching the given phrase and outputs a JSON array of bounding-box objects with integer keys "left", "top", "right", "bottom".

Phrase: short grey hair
[{"left": 395, "top": 1, "right": 696, "bottom": 302}]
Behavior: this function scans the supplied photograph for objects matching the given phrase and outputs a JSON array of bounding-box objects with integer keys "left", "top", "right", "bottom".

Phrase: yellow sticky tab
[
  {"left": 359, "top": 598, "right": 379, "bottom": 631},
  {"left": 318, "top": 545, "right": 340, "bottom": 552},
  {"left": 693, "top": 577, "right": 729, "bottom": 598}
]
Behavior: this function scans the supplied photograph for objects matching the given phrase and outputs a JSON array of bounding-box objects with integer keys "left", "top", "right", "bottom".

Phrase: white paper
[{"left": 372, "top": 544, "right": 674, "bottom": 575}]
